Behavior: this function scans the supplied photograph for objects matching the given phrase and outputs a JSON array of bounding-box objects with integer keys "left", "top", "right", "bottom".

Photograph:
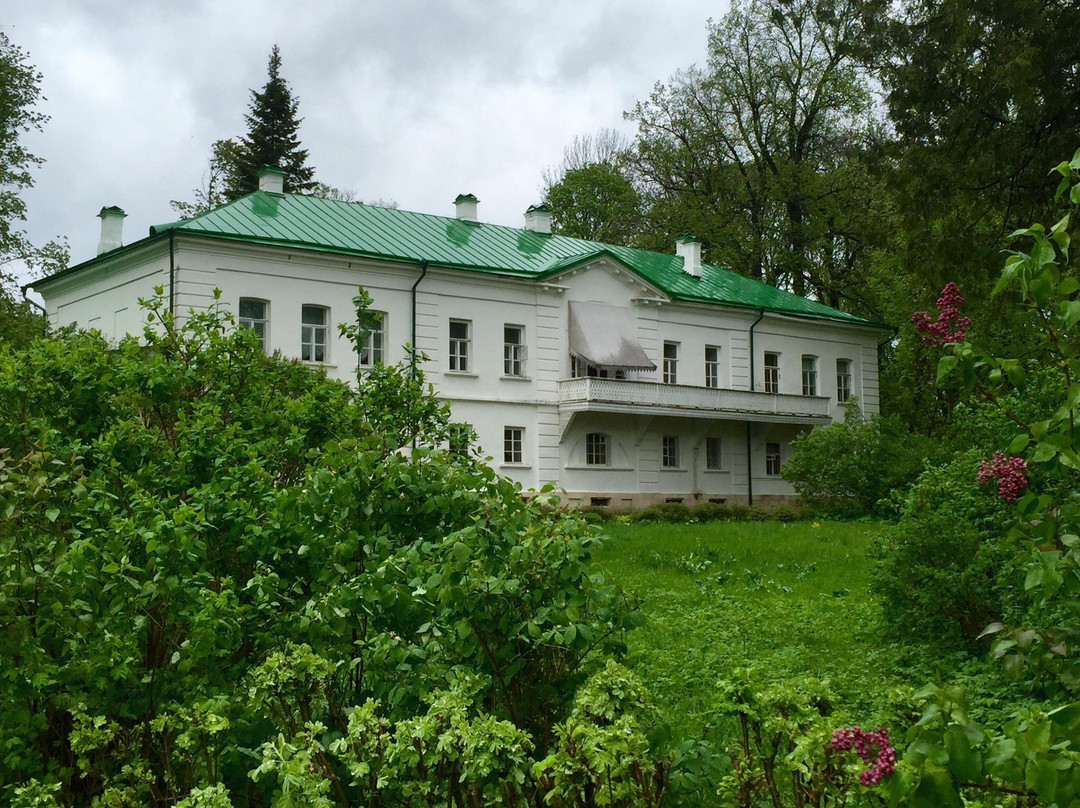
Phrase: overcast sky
[{"left": 6, "top": 0, "right": 724, "bottom": 285}]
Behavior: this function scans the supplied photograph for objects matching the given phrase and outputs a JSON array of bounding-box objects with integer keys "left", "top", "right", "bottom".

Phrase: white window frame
[
  {"left": 802, "top": 355, "right": 818, "bottom": 397},
  {"left": 358, "top": 310, "right": 386, "bottom": 367},
  {"left": 704, "top": 345, "right": 720, "bottom": 389},
  {"left": 449, "top": 319, "right": 471, "bottom": 372},
  {"left": 585, "top": 433, "right": 609, "bottom": 466},
  {"left": 705, "top": 436, "right": 722, "bottom": 470},
  {"left": 503, "top": 325, "right": 526, "bottom": 377},
  {"left": 765, "top": 442, "right": 782, "bottom": 476},
  {"left": 836, "top": 359, "right": 853, "bottom": 402},
  {"left": 663, "top": 341, "right": 679, "bottom": 384},
  {"left": 504, "top": 426, "right": 524, "bottom": 465},
  {"left": 238, "top": 297, "right": 269, "bottom": 353},
  {"left": 301, "top": 305, "right": 329, "bottom": 363},
  {"left": 764, "top": 352, "right": 780, "bottom": 394},
  {"left": 662, "top": 435, "right": 680, "bottom": 468}
]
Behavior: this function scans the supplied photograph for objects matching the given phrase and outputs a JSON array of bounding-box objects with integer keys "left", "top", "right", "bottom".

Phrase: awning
[{"left": 568, "top": 301, "right": 656, "bottom": 370}]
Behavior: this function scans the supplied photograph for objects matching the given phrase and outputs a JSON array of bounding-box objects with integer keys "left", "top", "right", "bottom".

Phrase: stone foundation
[{"left": 555, "top": 491, "right": 802, "bottom": 513}]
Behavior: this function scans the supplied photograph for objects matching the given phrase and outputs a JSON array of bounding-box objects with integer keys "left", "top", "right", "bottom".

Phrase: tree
[
  {"left": 229, "top": 45, "right": 315, "bottom": 198},
  {"left": 0, "top": 31, "right": 66, "bottom": 345},
  {"left": 866, "top": 0, "right": 1080, "bottom": 307},
  {"left": 174, "top": 45, "right": 316, "bottom": 215},
  {"left": 626, "top": 0, "right": 881, "bottom": 303},
  {"left": 540, "top": 127, "right": 632, "bottom": 193},
  {"left": 169, "top": 138, "right": 242, "bottom": 219},
  {"left": 544, "top": 162, "right": 644, "bottom": 244}
]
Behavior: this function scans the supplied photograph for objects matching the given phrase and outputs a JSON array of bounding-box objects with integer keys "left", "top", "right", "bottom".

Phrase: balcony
[{"left": 558, "top": 377, "right": 831, "bottom": 434}]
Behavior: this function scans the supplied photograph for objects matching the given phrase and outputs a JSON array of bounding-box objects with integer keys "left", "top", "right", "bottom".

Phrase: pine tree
[
  {"left": 174, "top": 45, "right": 317, "bottom": 215},
  {"left": 228, "top": 45, "right": 316, "bottom": 198}
]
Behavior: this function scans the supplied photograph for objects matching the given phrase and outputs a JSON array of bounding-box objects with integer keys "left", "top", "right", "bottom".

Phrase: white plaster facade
[{"left": 34, "top": 193, "right": 883, "bottom": 511}]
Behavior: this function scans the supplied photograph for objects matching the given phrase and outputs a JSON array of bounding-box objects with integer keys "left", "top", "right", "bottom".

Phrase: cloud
[{"left": 5, "top": 0, "right": 718, "bottom": 279}]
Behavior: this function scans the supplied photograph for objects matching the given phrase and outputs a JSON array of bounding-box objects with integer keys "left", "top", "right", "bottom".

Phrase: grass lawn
[{"left": 591, "top": 519, "right": 932, "bottom": 739}]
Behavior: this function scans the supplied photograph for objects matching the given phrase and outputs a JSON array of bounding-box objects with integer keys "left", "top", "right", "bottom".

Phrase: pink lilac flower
[
  {"left": 911, "top": 282, "right": 972, "bottom": 346},
  {"left": 977, "top": 452, "right": 1029, "bottom": 503},
  {"left": 831, "top": 726, "right": 897, "bottom": 786}
]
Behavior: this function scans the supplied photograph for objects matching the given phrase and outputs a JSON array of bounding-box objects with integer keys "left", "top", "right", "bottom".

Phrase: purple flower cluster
[
  {"left": 976, "top": 452, "right": 1029, "bottom": 503},
  {"left": 831, "top": 726, "right": 897, "bottom": 786},
  {"left": 911, "top": 282, "right": 971, "bottom": 346}
]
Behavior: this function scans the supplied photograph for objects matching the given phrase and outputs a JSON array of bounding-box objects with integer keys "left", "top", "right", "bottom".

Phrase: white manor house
[{"left": 31, "top": 167, "right": 887, "bottom": 510}]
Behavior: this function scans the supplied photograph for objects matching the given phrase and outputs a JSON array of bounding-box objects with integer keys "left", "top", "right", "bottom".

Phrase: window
[
  {"left": 836, "top": 359, "right": 852, "bottom": 402},
  {"left": 662, "top": 436, "right": 680, "bottom": 468},
  {"left": 704, "top": 345, "right": 720, "bottom": 389},
  {"left": 301, "top": 305, "right": 328, "bottom": 362},
  {"left": 504, "top": 427, "right": 524, "bottom": 464},
  {"left": 358, "top": 310, "right": 385, "bottom": 366},
  {"left": 706, "top": 437, "right": 722, "bottom": 470},
  {"left": 765, "top": 442, "right": 782, "bottom": 476},
  {"left": 801, "top": 355, "right": 818, "bottom": 396},
  {"left": 764, "top": 352, "right": 780, "bottom": 394},
  {"left": 585, "top": 433, "right": 609, "bottom": 466},
  {"left": 239, "top": 298, "right": 269, "bottom": 352},
  {"left": 663, "top": 341, "right": 679, "bottom": 384},
  {"left": 449, "top": 319, "right": 471, "bottom": 372},
  {"left": 504, "top": 325, "right": 525, "bottom": 376}
]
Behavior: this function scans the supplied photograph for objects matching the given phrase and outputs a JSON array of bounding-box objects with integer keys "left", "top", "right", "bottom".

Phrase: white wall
[{"left": 38, "top": 236, "right": 884, "bottom": 503}]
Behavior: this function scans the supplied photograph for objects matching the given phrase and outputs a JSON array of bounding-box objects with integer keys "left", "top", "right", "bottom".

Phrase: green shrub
[
  {"left": 577, "top": 504, "right": 616, "bottom": 523},
  {"left": 627, "top": 501, "right": 692, "bottom": 523},
  {"left": 689, "top": 502, "right": 731, "bottom": 521},
  {"left": 783, "top": 399, "right": 940, "bottom": 516},
  {"left": 0, "top": 291, "right": 635, "bottom": 806},
  {"left": 869, "top": 450, "right": 1021, "bottom": 645}
]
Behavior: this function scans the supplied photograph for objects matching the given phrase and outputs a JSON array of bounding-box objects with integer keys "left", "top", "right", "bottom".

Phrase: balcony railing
[{"left": 558, "top": 377, "right": 831, "bottom": 422}]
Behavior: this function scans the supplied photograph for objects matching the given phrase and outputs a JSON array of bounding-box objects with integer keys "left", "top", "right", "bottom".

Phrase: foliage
[
  {"left": 844, "top": 152, "right": 1080, "bottom": 806},
  {"left": 869, "top": 449, "right": 1020, "bottom": 643},
  {"left": 170, "top": 139, "right": 244, "bottom": 219},
  {"left": 625, "top": 0, "right": 880, "bottom": 303},
  {"left": 545, "top": 162, "right": 644, "bottom": 245},
  {"left": 227, "top": 45, "right": 316, "bottom": 198},
  {"left": 866, "top": 0, "right": 1080, "bottom": 302},
  {"left": 175, "top": 45, "right": 316, "bottom": 215},
  {"left": 783, "top": 400, "right": 938, "bottom": 516},
  {"left": 714, "top": 671, "right": 864, "bottom": 806},
  {"left": 534, "top": 661, "right": 671, "bottom": 808},
  {"left": 0, "top": 290, "right": 634, "bottom": 806},
  {"left": 0, "top": 30, "right": 68, "bottom": 333}
]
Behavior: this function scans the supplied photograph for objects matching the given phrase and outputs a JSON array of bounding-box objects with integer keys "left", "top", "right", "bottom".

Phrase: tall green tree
[
  {"left": 228, "top": 45, "right": 315, "bottom": 198},
  {"left": 0, "top": 31, "right": 66, "bottom": 347},
  {"left": 174, "top": 46, "right": 316, "bottom": 216},
  {"left": 544, "top": 161, "right": 644, "bottom": 244},
  {"left": 867, "top": 0, "right": 1080, "bottom": 303},
  {"left": 627, "top": 0, "right": 882, "bottom": 303}
]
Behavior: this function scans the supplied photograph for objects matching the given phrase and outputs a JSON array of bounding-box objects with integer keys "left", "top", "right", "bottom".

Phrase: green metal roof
[{"left": 143, "top": 191, "right": 876, "bottom": 326}]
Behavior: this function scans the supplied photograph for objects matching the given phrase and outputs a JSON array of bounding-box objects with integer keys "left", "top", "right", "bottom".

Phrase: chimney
[
  {"left": 675, "top": 234, "right": 702, "bottom": 277},
  {"left": 524, "top": 203, "right": 552, "bottom": 234},
  {"left": 454, "top": 193, "right": 479, "bottom": 221},
  {"left": 257, "top": 165, "right": 286, "bottom": 194},
  {"left": 97, "top": 206, "right": 127, "bottom": 255}
]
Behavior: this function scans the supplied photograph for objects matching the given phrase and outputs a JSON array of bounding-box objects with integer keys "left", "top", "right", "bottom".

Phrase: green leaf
[
  {"left": 1059, "top": 301, "right": 1080, "bottom": 330},
  {"left": 945, "top": 725, "right": 981, "bottom": 782},
  {"left": 985, "top": 738, "right": 1021, "bottom": 782},
  {"left": 45, "top": 508, "right": 60, "bottom": 522},
  {"left": 937, "top": 355, "right": 958, "bottom": 383},
  {"left": 1026, "top": 757, "right": 1059, "bottom": 801}
]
